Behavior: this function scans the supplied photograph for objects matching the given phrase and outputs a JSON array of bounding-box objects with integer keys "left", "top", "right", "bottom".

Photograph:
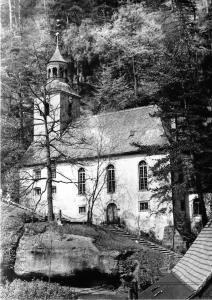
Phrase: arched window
[
  {"left": 107, "top": 165, "right": 115, "bottom": 193},
  {"left": 59, "top": 67, "right": 64, "bottom": 78},
  {"left": 139, "top": 161, "right": 148, "bottom": 190},
  {"left": 48, "top": 68, "right": 51, "bottom": 78},
  {"left": 53, "top": 67, "right": 57, "bottom": 77},
  {"left": 78, "top": 168, "right": 85, "bottom": 195},
  {"left": 193, "top": 198, "right": 201, "bottom": 215}
]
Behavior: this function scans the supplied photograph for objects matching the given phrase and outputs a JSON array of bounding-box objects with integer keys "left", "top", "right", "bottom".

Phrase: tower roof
[
  {"left": 49, "top": 33, "right": 67, "bottom": 63},
  {"left": 49, "top": 44, "right": 67, "bottom": 63}
]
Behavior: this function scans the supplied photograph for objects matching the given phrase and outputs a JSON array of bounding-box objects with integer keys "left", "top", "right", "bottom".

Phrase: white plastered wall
[{"left": 20, "top": 153, "right": 173, "bottom": 240}]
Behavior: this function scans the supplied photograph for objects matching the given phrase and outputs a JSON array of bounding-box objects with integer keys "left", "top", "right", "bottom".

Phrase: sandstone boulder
[{"left": 14, "top": 224, "right": 119, "bottom": 278}]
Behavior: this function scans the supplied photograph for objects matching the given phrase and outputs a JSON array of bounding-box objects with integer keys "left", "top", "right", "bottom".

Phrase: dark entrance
[{"left": 106, "top": 203, "right": 118, "bottom": 224}]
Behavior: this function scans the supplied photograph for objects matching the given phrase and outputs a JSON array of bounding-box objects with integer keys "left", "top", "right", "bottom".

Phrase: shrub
[{"left": 1, "top": 279, "right": 77, "bottom": 299}]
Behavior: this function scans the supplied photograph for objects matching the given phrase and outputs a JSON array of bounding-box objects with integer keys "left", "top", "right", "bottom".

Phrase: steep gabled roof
[
  {"left": 22, "top": 105, "right": 168, "bottom": 166},
  {"left": 172, "top": 219, "right": 212, "bottom": 295},
  {"left": 140, "top": 220, "right": 212, "bottom": 299}
]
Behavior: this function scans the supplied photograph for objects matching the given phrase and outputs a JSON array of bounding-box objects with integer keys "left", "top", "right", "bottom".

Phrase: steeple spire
[
  {"left": 47, "top": 32, "right": 68, "bottom": 82},
  {"left": 56, "top": 31, "right": 59, "bottom": 47},
  {"left": 49, "top": 32, "right": 67, "bottom": 63}
]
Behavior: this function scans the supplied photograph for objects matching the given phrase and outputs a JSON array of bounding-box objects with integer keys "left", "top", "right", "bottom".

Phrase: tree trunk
[
  {"left": 46, "top": 159, "right": 54, "bottom": 221},
  {"left": 8, "top": 0, "right": 13, "bottom": 31},
  {"left": 87, "top": 210, "right": 92, "bottom": 224},
  {"left": 18, "top": 0, "right": 21, "bottom": 30},
  {"left": 44, "top": 113, "right": 54, "bottom": 221},
  {"left": 18, "top": 92, "right": 24, "bottom": 144},
  {"left": 132, "top": 56, "right": 138, "bottom": 98},
  {"left": 195, "top": 172, "right": 208, "bottom": 227}
]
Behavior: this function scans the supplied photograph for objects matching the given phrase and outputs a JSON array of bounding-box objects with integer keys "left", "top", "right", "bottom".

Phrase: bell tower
[
  {"left": 34, "top": 33, "right": 80, "bottom": 141},
  {"left": 47, "top": 33, "right": 68, "bottom": 83}
]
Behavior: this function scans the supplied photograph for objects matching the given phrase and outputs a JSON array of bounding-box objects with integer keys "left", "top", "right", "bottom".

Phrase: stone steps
[{"left": 107, "top": 226, "right": 182, "bottom": 260}]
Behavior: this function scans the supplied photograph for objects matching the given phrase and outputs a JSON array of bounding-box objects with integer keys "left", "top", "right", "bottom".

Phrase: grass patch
[
  {"left": 62, "top": 223, "right": 143, "bottom": 251},
  {"left": 1, "top": 279, "right": 77, "bottom": 299}
]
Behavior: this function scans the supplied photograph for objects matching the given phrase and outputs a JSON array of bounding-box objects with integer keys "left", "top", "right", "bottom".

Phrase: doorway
[{"left": 106, "top": 203, "right": 118, "bottom": 224}]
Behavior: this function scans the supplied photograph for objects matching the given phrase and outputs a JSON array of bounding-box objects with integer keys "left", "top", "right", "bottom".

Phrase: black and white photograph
[{"left": 1, "top": 0, "right": 212, "bottom": 299}]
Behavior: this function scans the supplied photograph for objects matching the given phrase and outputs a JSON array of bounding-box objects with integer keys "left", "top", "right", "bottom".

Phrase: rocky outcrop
[
  {"left": 1, "top": 202, "right": 26, "bottom": 282},
  {"left": 14, "top": 223, "right": 119, "bottom": 280}
]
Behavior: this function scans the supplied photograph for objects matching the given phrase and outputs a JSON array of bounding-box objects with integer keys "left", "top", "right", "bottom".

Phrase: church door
[{"left": 106, "top": 203, "right": 118, "bottom": 224}]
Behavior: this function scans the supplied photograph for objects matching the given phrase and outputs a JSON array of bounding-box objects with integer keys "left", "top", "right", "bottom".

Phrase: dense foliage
[{"left": 1, "top": 279, "right": 77, "bottom": 299}]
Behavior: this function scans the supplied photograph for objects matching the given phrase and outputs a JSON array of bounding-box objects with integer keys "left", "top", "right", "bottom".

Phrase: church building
[{"left": 20, "top": 40, "right": 207, "bottom": 242}]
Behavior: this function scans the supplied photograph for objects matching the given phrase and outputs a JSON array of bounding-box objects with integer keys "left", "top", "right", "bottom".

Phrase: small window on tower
[
  {"left": 52, "top": 186, "right": 56, "bottom": 194},
  {"left": 59, "top": 67, "right": 64, "bottom": 78},
  {"left": 51, "top": 164, "right": 56, "bottom": 178},
  {"left": 34, "top": 169, "right": 41, "bottom": 180},
  {"left": 34, "top": 187, "right": 41, "bottom": 196},
  {"left": 53, "top": 67, "right": 57, "bottom": 77}
]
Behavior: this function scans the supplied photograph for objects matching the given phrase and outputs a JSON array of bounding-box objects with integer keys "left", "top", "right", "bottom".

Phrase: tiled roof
[
  {"left": 172, "top": 219, "right": 212, "bottom": 293},
  {"left": 49, "top": 45, "right": 67, "bottom": 63},
  {"left": 140, "top": 272, "right": 193, "bottom": 299},
  {"left": 140, "top": 220, "right": 212, "bottom": 299},
  {"left": 22, "top": 105, "right": 168, "bottom": 166}
]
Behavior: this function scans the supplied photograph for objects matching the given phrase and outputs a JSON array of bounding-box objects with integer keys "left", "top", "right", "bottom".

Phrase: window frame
[
  {"left": 78, "top": 167, "right": 86, "bottom": 195},
  {"left": 79, "top": 206, "right": 86, "bottom": 214},
  {"left": 51, "top": 164, "right": 56, "bottom": 179},
  {"left": 138, "top": 161, "right": 148, "bottom": 191},
  {"left": 34, "top": 187, "right": 41, "bottom": 196},
  {"left": 34, "top": 169, "right": 41, "bottom": 180},
  {"left": 139, "top": 201, "right": 149, "bottom": 212},
  {"left": 193, "top": 198, "right": 201, "bottom": 216},
  {"left": 107, "top": 164, "right": 115, "bottom": 194},
  {"left": 52, "top": 186, "right": 56, "bottom": 194}
]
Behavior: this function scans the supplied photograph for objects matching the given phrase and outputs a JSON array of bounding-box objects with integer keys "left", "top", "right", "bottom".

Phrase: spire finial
[{"left": 55, "top": 32, "right": 59, "bottom": 47}]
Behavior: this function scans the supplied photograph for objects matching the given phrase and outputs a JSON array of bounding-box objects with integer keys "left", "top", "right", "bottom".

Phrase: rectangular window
[
  {"left": 79, "top": 206, "right": 86, "bottom": 214},
  {"left": 34, "top": 187, "right": 41, "bottom": 196},
  {"left": 34, "top": 169, "right": 41, "bottom": 180},
  {"left": 52, "top": 186, "right": 56, "bottom": 194},
  {"left": 193, "top": 199, "right": 201, "bottom": 215},
  {"left": 139, "top": 201, "right": 149, "bottom": 211}
]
